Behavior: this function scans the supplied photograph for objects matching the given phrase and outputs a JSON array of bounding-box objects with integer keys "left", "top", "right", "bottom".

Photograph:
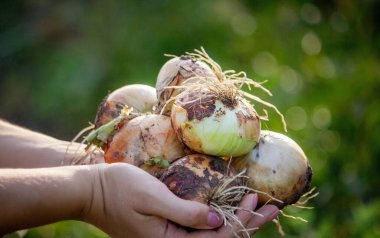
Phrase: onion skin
[
  {"left": 233, "top": 130, "right": 312, "bottom": 209},
  {"left": 160, "top": 154, "right": 240, "bottom": 204},
  {"left": 95, "top": 84, "right": 157, "bottom": 128},
  {"left": 155, "top": 56, "right": 217, "bottom": 113},
  {"left": 104, "top": 114, "right": 186, "bottom": 175},
  {"left": 171, "top": 89, "right": 260, "bottom": 157}
]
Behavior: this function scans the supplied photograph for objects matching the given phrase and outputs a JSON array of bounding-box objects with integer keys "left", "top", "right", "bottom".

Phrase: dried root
[
  {"left": 162, "top": 47, "right": 287, "bottom": 131},
  {"left": 271, "top": 187, "right": 319, "bottom": 236},
  {"left": 273, "top": 218, "right": 285, "bottom": 236},
  {"left": 296, "top": 187, "right": 319, "bottom": 205},
  {"left": 64, "top": 106, "right": 139, "bottom": 165},
  {"left": 62, "top": 123, "right": 95, "bottom": 166},
  {"left": 209, "top": 169, "right": 283, "bottom": 238}
]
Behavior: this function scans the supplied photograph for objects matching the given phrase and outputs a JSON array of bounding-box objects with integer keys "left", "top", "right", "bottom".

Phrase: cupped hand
[{"left": 82, "top": 163, "right": 279, "bottom": 238}]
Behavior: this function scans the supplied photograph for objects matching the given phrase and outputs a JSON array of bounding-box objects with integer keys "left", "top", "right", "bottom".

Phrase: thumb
[{"left": 140, "top": 184, "right": 223, "bottom": 229}]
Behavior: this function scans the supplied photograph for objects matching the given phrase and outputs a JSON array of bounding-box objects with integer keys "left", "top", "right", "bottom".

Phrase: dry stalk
[
  {"left": 272, "top": 187, "right": 319, "bottom": 236},
  {"left": 208, "top": 169, "right": 283, "bottom": 238},
  {"left": 162, "top": 47, "right": 287, "bottom": 131},
  {"left": 62, "top": 123, "right": 95, "bottom": 166}
]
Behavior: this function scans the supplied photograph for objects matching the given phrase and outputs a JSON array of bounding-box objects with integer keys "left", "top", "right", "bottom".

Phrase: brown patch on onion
[
  {"left": 161, "top": 154, "right": 272, "bottom": 238},
  {"left": 95, "top": 84, "right": 157, "bottom": 128},
  {"left": 155, "top": 56, "right": 218, "bottom": 114},
  {"left": 95, "top": 100, "right": 125, "bottom": 129},
  {"left": 170, "top": 104, "right": 204, "bottom": 153},
  {"left": 160, "top": 154, "right": 238, "bottom": 204},
  {"left": 175, "top": 90, "right": 217, "bottom": 121}
]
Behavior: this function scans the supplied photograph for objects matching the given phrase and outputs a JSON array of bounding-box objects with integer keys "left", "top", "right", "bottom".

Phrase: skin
[{"left": 0, "top": 119, "right": 280, "bottom": 237}]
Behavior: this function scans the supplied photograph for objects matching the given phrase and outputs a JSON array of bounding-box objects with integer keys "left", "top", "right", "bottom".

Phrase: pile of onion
[{"left": 76, "top": 48, "right": 314, "bottom": 237}]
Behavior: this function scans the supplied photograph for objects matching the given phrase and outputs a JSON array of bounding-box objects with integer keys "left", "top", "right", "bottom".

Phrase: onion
[
  {"left": 95, "top": 84, "right": 157, "bottom": 128},
  {"left": 233, "top": 130, "right": 312, "bottom": 208},
  {"left": 160, "top": 154, "right": 259, "bottom": 236},
  {"left": 171, "top": 85, "right": 260, "bottom": 157},
  {"left": 160, "top": 154, "right": 241, "bottom": 204},
  {"left": 155, "top": 56, "right": 217, "bottom": 113},
  {"left": 104, "top": 114, "right": 186, "bottom": 176}
]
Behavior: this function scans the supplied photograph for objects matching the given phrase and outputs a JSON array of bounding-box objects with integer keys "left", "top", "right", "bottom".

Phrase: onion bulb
[
  {"left": 171, "top": 86, "right": 260, "bottom": 157},
  {"left": 104, "top": 114, "right": 186, "bottom": 176},
  {"left": 161, "top": 154, "right": 264, "bottom": 237},
  {"left": 95, "top": 84, "right": 157, "bottom": 128},
  {"left": 160, "top": 154, "right": 241, "bottom": 204},
  {"left": 155, "top": 56, "right": 217, "bottom": 113},
  {"left": 233, "top": 130, "right": 312, "bottom": 208}
]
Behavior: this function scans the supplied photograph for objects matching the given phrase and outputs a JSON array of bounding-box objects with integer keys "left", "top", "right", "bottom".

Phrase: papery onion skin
[
  {"left": 95, "top": 84, "right": 157, "bottom": 128},
  {"left": 104, "top": 114, "right": 186, "bottom": 175},
  {"left": 160, "top": 154, "right": 240, "bottom": 204},
  {"left": 171, "top": 89, "right": 260, "bottom": 157},
  {"left": 155, "top": 56, "right": 217, "bottom": 113},
  {"left": 233, "top": 130, "right": 312, "bottom": 209}
]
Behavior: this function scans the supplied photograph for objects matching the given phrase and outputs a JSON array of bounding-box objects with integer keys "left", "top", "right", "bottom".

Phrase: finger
[
  {"left": 246, "top": 204, "right": 280, "bottom": 235},
  {"left": 138, "top": 182, "right": 223, "bottom": 230},
  {"left": 234, "top": 193, "right": 258, "bottom": 223},
  {"left": 216, "top": 193, "right": 257, "bottom": 237}
]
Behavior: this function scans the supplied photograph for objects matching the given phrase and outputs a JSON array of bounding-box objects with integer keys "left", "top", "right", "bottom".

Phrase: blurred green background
[{"left": 1, "top": 0, "right": 379, "bottom": 237}]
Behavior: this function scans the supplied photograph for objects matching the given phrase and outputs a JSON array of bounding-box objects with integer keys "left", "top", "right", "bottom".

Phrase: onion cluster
[{"left": 83, "top": 49, "right": 314, "bottom": 235}]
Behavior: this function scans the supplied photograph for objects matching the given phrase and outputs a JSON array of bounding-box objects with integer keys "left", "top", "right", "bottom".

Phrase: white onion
[
  {"left": 171, "top": 86, "right": 260, "bottom": 157},
  {"left": 155, "top": 56, "right": 217, "bottom": 113},
  {"left": 233, "top": 130, "right": 312, "bottom": 208},
  {"left": 95, "top": 84, "right": 157, "bottom": 128}
]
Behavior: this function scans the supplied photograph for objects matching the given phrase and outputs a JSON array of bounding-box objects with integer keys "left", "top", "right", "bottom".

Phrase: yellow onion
[
  {"left": 233, "top": 130, "right": 312, "bottom": 208},
  {"left": 155, "top": 56, "right": 217, "bottom": 113},
  {"left": 160, "top": 154, "right": 240, "bottom": 204},
  {"left": 171, "top": 86, "right": 260, "bottom": 157},
  {"left": 95, "top": 84, "right": 157, "bottom": 128},
  {"left": 104, "top": 114, "right": 186, "bottom": 176}
]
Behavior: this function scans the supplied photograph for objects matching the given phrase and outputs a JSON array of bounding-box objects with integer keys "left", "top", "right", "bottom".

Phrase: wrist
[
  {"left": 79, "top": 163, "right": 108, "bottom": 224},
  {"left": 69, "top": 165, "right": 96, "bottom": 220},
  {"left": 0, "top": 166, "right": 96, "bottom": 233}
]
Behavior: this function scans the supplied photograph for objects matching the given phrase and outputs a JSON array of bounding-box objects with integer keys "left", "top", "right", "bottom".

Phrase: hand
[{"left": 82, "top": 163, "right": 279, "bottom": 238}]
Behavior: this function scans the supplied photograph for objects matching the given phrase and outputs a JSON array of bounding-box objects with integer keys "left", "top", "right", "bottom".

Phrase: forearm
[
  {"left": 0, "top": 119, "right": 85, "bottom": 168},
  {"left": 0, "top": 165, "right": 94, "bottom": 235}
]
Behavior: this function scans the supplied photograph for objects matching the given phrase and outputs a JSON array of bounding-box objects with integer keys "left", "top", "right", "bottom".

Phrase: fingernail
[
  {"left": 207, "top": 211, "right": 222, "bottom": 227},
  {"left": 268, "top": 209, "right": 280, "bottom": 221}
]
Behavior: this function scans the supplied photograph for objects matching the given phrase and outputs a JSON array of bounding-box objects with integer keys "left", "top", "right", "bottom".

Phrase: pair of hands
[
  {"left": 0, "top": 120, "right": 279, "bottom": 237},
  {"left": 82, "top": 163, "right": 280, "bottom": 238}
]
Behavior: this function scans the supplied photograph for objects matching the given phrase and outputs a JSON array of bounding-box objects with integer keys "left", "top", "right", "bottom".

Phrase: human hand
[{"left": 82, "top": 163, "right": 280, "bottom": 238}]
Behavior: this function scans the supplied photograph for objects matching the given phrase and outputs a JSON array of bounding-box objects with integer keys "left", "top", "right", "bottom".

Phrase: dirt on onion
[
  {"left": 95, "top": 84, "right": 157, "bottom": 128},
  {"left": 155, "top": 56, "right": 217, "bottom": 114},
  {"left": 160, "top": 154, "right": 263, "bottom": 237},
  {"left": 160, "top": 154, "right": 241, "bottom": 204},
  {"left": 103, "top": 114, "right": 186, "bottom": 176}
]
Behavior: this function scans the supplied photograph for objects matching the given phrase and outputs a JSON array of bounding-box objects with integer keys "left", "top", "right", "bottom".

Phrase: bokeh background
[{"left": 1, "top": 0, "right": 380, "bottom": 237}]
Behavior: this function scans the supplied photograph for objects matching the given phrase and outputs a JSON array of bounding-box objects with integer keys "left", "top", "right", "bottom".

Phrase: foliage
[{"left": 1, "top": 0, "right": 380, "bottom": 237}]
